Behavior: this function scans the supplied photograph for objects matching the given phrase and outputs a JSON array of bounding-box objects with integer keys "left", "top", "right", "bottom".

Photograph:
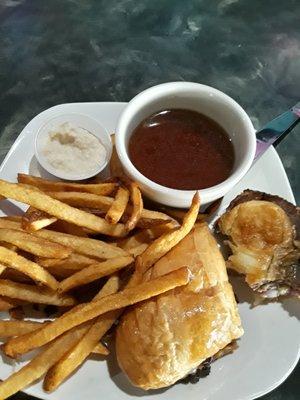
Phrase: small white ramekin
[
  {"left": 116, "top": 82, "right": 256, "bottom": 208},
  {"left": 35, "top": 113, "right": 112, "bottom": 181}
]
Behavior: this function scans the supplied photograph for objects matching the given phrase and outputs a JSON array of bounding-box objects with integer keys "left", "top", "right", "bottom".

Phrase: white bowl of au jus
[
  {"left": 116, "top": 82, "right": 256, "bottom": 208},
  {"left": 35, "top": 113, "right": 112, "bottom": 181}
]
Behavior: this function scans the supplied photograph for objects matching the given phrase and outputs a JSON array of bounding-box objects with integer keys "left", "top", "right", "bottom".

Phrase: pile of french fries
[{"left": 0, "top": 173, "right": 203, "bottom": 398}]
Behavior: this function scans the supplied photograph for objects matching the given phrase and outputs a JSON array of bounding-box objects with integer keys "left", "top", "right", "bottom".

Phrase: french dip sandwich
[{"left": 116, "top": 223, "right": 243, "bottom": 389}]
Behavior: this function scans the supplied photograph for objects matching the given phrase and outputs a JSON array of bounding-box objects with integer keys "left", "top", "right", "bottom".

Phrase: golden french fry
[
  {"left": 0, "top": 228, "right": 71, "bottom": 259},
  {"left": 0, "top": 279, "right": 76, "bottom": 306},
  {"left": 46, "top": 266, "right": 79, "bottom": 279},
  {"left": 92, "top": 343, "right": 109, "bottom": 355},
  {"left": 18, "top": 173, "right": 118, "bottom": 195},
  {"left": 0, "top": 180, "right": 126, "bottom": 237},
  {"left": 0, "top": 322, "right": 91, "bottom": 399},
  {"left": 137, "top": 192, "right": 200, "bottom": 275},
  {"left": 127, "top": 243, "right": 148, "bottom": 257},
  {"left": 0, "top": 219, "right": 129, "bottom": 259},
  {"left": 0, "top": 296, "right": 25, "bottom": 311},
  {"left": 4, "top": 267, "right": 190, "bottom": 357},
  {"left": 135, "top": 217, "right": 172, "bottom": 229},
  {"left": 0, "top": 320, "right": 44, "bottom": 337},
  {"left": 2, "top": 269, "right": 32, "bottom": 284},
  {"left": 0, "top": 321, "right": 104, "bottom": 349},
  {"left": 0, "top": 220, "right": 24, "bottom": 230},
  {"left": 0, "top": 247, "right": 59, "bottom": 290},
  {"left": 138, "top": 209, "right": 172, "bottom": 222},
  {"left": 0, "top": 216, "right": 22, "bottom": 222},
  {"left": 35, "top": 229, "right": 129, "bottom": 259},
  {"left": 47, "top": 191, "right": 113, "bottom": 209},
  {"left": 50, "top": 220, "right": 89, "bottom": 237},
  {"left": 44, "top": 274, "right": 120, "bottom": 390},
  {"left": 93, "top": 274, "right": 120, "bottom": 300},
  {"left": 0, "top": 242, "right": 18, "bottom": 252},
  {"left": 37, "top": 253, "right": 96, "bottom": 270},
  {"left": 58, "top": 256, "right": 133, "bottom": 293},
  {"left": 105, "top": 187, "right": 129, "bottom": 224},
  {"left": 22, "top": 207, "right": 57, "bottom": 231},
  {"left": 125, "top": 182, "right": 143, "bottom": 231}
]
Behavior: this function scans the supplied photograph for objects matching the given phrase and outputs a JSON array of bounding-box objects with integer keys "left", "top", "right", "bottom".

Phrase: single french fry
[
  {"left": 58, "top": 256, "right": 133, "bottom": 293},
  {"left": 0, "top": 242, "right": 18, "bottom": 252},
  {"left": 37, "top": 253, "right": 96, "bottom": 270},
  {"left": 0, "top": 323, "right": 91, "bottom": 399},
  {"left": 127, "top": 243, "right": 148, "bottom": 257},
  {"left": 18, "top": 173, "right": 118, "bottom": 195},
  {"left": 138, "top": 209, "right": 171, "bottom": 222},
  {"left": 0, "top": 247, "right": 59, "bottom": 290},
  {"left": 0, "top": 220, "right": 22, "bottom": 230},
  {"left": 4, "top": 267, "right": 190, "bottom": 357},
  {"left": 134, "top": 217, "right": 172, "bottom": 229},
  {"left": 22, "top": 207, "right": 57, "bottom": 231},
  {"left": 2, "top": 268, "right": 32, "bottom": 284},
  {"left": 137, "top": 192, "right": 200, "bottom": 275},
  {"left": 0, "top": 320, "right": 44, "bottom": 337},
  {"left": 0, "top": 216, "right": 22, "bottom": 222},
  {"left": 125, "top": 182, "right": 143, "bottom": 231},
  {"left": 0, "top": 219, "right": 129, "bottom": 259},
  {"left": 0, "top": 180, "right": 126, "bottom": 237},
  {"left": 46, "top": 266, "right": 78, "bottom": 279},
  {"left": 50, "top": 220, "right": 88, "bottom": 237},
  {"left": 0, "top": 296, "right": 25, "bottom": 311},
  {"left": 0, "top": 279, "right": 76, "bottom": 306},
  {"left": 0, "top": 228, "right": 71, "bottom": 259},
  {"left": 105, "top": 187, "right": 129, "bottom": 224},
  {"left": 47, "top": 191, "right": 113, "bottom": 209}
]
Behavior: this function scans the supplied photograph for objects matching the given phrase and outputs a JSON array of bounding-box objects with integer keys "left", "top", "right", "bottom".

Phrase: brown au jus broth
[{"left": 128, "top": 109, "right": 235, "bottom": 190}]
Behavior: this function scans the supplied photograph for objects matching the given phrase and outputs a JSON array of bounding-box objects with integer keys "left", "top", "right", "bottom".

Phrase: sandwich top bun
[{"left": 116, "top": 223, "right": 243, "bottom": 390}]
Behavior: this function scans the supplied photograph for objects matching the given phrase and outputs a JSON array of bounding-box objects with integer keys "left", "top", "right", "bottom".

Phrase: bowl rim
[
  {"left": 116, "top": 81, "right": 256, "bottom": 204},
  {"left": 35, "top": 112, "right": 112, "bottom": 181}
]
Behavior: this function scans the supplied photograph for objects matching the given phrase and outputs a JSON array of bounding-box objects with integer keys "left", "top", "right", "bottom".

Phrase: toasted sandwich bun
[{"left": 116, "top": 223, "right": 243, "bottom": 390}]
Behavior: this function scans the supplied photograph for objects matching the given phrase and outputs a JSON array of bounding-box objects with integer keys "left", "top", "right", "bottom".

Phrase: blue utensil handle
[{"left": 254, "top": 102, "right": 300, "bottom": 162}]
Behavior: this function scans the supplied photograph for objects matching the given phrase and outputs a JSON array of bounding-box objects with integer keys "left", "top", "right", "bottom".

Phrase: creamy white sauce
[{"left": 42, "top": 122, "right": 106, "bottom": 176}]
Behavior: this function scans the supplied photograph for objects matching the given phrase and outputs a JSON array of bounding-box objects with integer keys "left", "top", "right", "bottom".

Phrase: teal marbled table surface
[{"left": 0, "top": 0, "right": 299, "bottom": 399}]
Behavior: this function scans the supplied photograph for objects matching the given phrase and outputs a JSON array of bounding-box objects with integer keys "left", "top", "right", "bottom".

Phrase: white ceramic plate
[{"left": 0, "top": 102, "right": 299, "bottom": 400}]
